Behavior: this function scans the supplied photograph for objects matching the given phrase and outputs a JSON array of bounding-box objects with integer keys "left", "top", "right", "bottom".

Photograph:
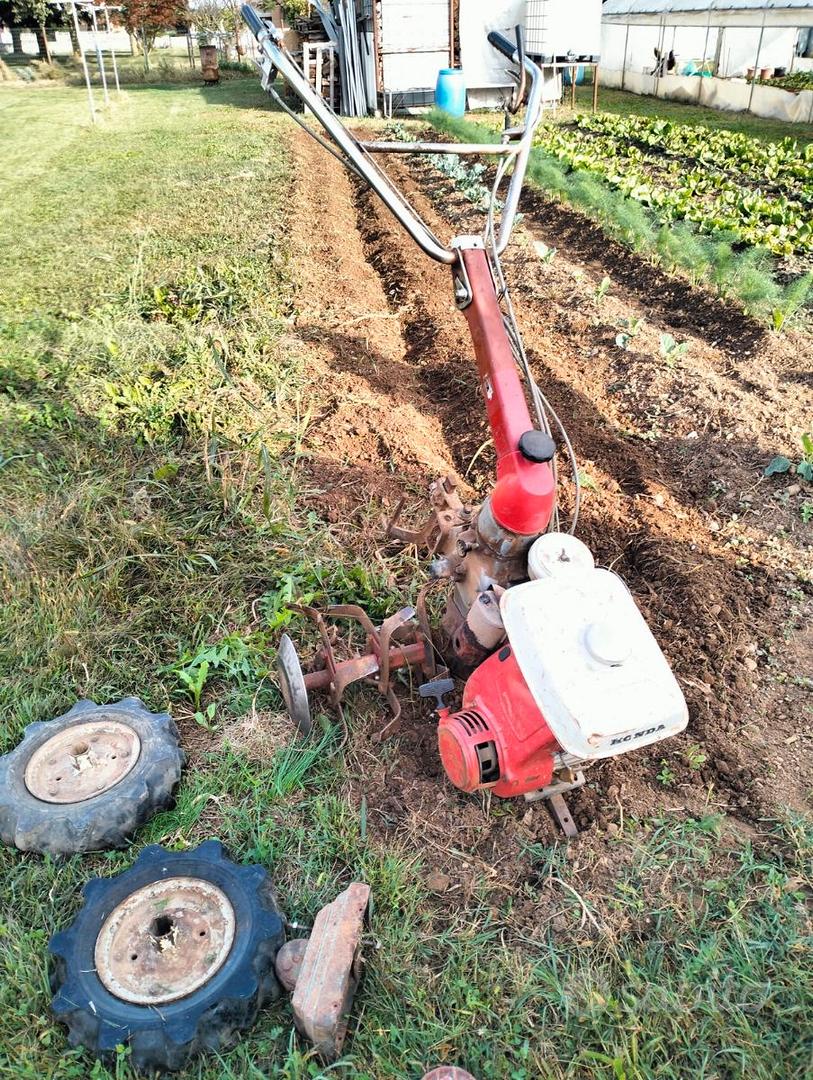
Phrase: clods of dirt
[{"left": 281, "top": 124, "right": 812, "bottom": 896}]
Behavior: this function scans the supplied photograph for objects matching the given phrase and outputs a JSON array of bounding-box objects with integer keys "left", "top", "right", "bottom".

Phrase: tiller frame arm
[{"left": 243, "top": 11, "right": 689, "bottom": 833}]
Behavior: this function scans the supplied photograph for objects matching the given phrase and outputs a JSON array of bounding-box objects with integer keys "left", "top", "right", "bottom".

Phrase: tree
[
  {"left": 122, "top": 0, "right": 188, "bottom": 70},
  {"left": 8, "top": 0, "right": 51, "bottom": 61},
  {"left": 190, "top": 0, "right": 224, "bottom": 42},
  {"left": 0, "top": 2, "right": 21, "bottom": 56},
  {"left": 189, "top": 0, "right": 242, "bottom": 59}
]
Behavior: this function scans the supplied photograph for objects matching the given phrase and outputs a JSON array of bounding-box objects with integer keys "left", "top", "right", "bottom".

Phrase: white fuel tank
[{"left": 500, "top": 568, "right": 688, "bottom": 761}]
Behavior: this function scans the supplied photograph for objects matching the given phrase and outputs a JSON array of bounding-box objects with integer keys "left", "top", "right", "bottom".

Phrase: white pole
[
  {"left": 103, "top": 5, "right": 120, "bottom": 92},
  {"left": 88, "top": 4, "right": 109, "bottom": 105},
  {"left": 621, "top": 22, "right": 630, "bottom": 91},
  {"left": 70, "top": 0, "right": 96, "bottom": 122},
  {"left": 699, "top": 6, "right": 712, "bottom": 101},
  {"left": 654, "top": 15, "right": 665, "bottom": 96},
  {"left": 748, "top": 12, "right": 766, "bottom": 112}
]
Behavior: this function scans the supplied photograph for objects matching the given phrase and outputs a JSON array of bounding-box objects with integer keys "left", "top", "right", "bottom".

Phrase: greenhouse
[{"left": 601, "top": 0, "right": 813, "bottom": 121}]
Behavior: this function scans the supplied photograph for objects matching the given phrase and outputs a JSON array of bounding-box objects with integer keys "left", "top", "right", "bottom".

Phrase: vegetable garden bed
[
  {"left": 430, "top": 110, "right": 812, "bottom": 327},
  {"left": 766, "top": 71, "right": 813, "bottom": 93},
  {"left": 535, "top": 114, "right": 813, "bottom": 259}
]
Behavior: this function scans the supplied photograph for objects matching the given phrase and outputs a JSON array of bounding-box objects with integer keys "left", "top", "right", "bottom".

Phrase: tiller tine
[
  {"left": 276, "top": 600, "right": 439, "bottom": 743},
  {"left": 384, "top": 475, "right": 473, "bottom": 555}
]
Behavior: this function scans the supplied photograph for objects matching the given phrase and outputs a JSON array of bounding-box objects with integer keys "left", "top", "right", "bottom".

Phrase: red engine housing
[{"left": 437, "top": 645, "right": 560, "bottom": 797}]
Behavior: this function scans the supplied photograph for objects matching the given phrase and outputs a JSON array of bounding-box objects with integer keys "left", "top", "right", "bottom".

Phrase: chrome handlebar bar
[{"left": 240, "top": 4, "right": 545, "bottom": 262}]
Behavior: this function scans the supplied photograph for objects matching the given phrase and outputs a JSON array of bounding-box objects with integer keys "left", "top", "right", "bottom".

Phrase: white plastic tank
[
  {"left": 527, "top": 532, "right": 595, "bottom": 580},
  {"left": 502, "top": 555, "right": 688, "bottom": 761}
]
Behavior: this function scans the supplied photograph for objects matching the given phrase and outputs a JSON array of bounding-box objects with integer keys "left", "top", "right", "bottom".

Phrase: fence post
[
  {"left": 88, "top": 3, "right": 109, "bottom": 106},
  {"left": 748, "top": 12, "right": 766, "bottom": 113},
  {"left": 654, "top": 15, "right": 665, "bottom": 98},
  {"left": 103, "top": 5, "right": 121, "bottom": 93},
  {"left": 698, "top": 8, "right": 711, "bottom": 101}
]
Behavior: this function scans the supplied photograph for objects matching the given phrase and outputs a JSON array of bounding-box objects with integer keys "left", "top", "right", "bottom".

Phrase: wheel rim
[
  {"left": 24, "top": 719, "right": 141, "bottom": 804},
  {"left": 94, "top": 876, "right": 236, "bottom": 1005}
]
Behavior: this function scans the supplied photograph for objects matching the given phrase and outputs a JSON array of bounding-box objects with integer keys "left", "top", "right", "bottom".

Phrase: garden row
[
  {"left": 428, "top": 110, "right": 812, "bottom": 327},
  {"left": 535, "top": 113, "right": 812, "bottom": 257}
]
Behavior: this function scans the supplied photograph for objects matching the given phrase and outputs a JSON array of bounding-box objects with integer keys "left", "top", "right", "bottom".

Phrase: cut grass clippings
[
  {"left": 0, "top": 81, "right": 811, "bottom": 1079},
  {"left": 428, "top": 110, "right": 812, "bottom": 328}
]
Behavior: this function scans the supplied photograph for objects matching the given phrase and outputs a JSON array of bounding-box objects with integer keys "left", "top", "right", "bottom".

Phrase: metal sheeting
[
  {"left": 603, "top": 0, "right": 813, "bottom": 27},
  {"left": 314, "top": 0, "right": 371, "bottom": 115},
  {"left": 380, "top": 0, "right": 449, "bottom": 93}
]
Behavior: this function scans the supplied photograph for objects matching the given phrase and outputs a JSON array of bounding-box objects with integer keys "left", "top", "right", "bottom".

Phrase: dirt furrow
[{"left": 284, "top": 127, "right": 811, "bottom": 857}]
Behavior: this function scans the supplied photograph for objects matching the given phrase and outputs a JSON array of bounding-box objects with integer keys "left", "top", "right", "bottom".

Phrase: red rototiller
[{"left": 243, "top": 8, "right": 688, "bottom": 834}]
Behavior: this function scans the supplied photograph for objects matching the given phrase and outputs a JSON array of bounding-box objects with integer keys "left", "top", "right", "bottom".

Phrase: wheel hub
[
  {"left": 94, "top": 876, "right": 236, "bottom": 1005},
  {"left": 24, "top": 719, "right": 141, "bottom": 804}
]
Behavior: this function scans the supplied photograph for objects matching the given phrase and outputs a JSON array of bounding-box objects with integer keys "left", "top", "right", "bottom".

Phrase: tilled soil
[{"left": 284, "top": 126, "right": 812, "bottom": 908}]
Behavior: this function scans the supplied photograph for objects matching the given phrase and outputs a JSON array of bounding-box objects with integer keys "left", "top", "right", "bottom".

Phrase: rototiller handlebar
[
  {"left": 243, "top": 7, "right": 688, "bottom": 833},
  {"left": 242, "top": 5, "right": 562, "bottom": 624},
  {"left": 241, "top": 6, "right": 543, "bottom": 260}
]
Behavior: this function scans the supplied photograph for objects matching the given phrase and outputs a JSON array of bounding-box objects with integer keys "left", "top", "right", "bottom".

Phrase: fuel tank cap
[
  {"left": 584, "top": 620, "right": 632, "bottom": 667},
  {"left": 527, "top": 532, "right": 594, "bottom": 580}
]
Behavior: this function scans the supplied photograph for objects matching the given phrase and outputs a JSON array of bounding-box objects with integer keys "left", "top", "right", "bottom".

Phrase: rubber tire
[
  {"left": 0, "top": 697, "right": 184, "bottom": 855},
  {"left": 50, "top": 840, "right": 286, "bottom": 1074}
]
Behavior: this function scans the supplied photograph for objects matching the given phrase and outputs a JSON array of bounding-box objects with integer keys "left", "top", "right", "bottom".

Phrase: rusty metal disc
[
  {"left": 94, "top": 876, "right": 236, "bottom": 1005},
  {"left": 277, "top": 633, "right": 312, "bottom": 736},
  {"left": 275, "top": 936, "right": 308, "bottom": 992},
  {"left": 24, "top": 719, "right": 141, "bottom": 804}
]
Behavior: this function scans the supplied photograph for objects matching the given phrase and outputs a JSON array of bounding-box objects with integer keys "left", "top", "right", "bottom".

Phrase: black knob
[{"left": 518, "top": 430, "right": 556, "bottom": 463}]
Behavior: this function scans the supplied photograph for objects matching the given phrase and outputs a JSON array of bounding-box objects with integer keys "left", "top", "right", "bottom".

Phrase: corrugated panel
[{"left": 603, "top": 0, "right": 813, "bottom": 16}]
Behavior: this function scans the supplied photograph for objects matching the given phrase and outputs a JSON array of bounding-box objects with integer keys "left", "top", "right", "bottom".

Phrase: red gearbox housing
[{"left": 437, "top": 645, "right": 559, "bottom": 797}]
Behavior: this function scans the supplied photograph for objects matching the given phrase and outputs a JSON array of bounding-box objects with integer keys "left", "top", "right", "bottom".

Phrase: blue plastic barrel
[{"left": 435, "top": 68, "right": 466, "bottom": 117}]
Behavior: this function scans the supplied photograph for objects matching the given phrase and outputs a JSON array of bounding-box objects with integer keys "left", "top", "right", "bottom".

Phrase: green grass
[
  {"left": 3, "top": 46, "right": 255, "bottom": 88},
  {"left": 0, "top": 80, "right": 811, "bottom": 1079}
]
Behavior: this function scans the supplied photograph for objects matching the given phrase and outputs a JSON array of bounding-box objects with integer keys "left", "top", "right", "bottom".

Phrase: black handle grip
[
  {"left": 487, "top": 30, "right": 518, "bottom": 62},
  {"left": 514, "top": 24, "right": 526, "bottom": 63},
  {"left": 241, "top": 4, "right": 267, "bottom": 40}
]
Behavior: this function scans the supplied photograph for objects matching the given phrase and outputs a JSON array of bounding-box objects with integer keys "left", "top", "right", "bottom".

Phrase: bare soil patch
[{"left": 282, "top": 127, "right": 812, "bottom": 908}]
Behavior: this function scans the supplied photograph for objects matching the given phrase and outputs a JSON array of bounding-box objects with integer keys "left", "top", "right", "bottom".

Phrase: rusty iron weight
[{"left": 289, "top": 882, "right": 371, "bottom": 1060}]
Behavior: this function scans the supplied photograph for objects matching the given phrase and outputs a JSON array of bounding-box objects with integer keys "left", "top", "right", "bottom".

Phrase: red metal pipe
[{"left": 458, "top": 246, "right": 555, "bottom": 537}]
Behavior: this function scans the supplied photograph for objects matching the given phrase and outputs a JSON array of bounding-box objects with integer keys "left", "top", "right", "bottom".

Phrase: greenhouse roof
[{"left": 602, "top": 0, "right": 813, "bottom": 27}]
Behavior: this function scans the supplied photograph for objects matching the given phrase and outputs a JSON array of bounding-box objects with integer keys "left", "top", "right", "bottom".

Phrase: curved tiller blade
[{"left": 277, "top": 633, "right": 312, "bottom": 736}]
